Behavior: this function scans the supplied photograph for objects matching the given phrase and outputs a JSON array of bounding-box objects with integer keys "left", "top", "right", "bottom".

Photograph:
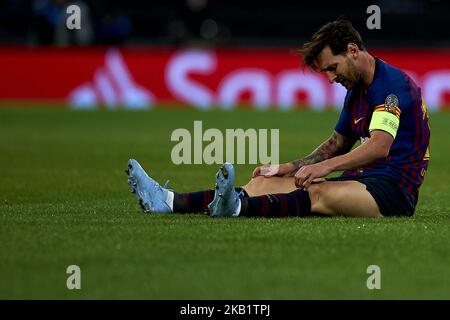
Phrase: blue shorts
[{"left": 326, "top": 175, "right": 418, "bottom": 217}]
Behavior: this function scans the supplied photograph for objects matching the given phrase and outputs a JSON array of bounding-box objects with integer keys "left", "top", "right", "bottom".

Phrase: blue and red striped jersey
[{"left": 335, "top": 57, "right": 430, "bottom": 198}]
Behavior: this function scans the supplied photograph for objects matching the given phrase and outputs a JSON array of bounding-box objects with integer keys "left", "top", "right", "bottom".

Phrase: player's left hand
[{"left": 294, "top": 162, "right": 333, "bottom": 190}]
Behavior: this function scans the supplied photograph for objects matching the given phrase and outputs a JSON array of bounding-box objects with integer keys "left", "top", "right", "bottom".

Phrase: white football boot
[{"left": 126, "top": 159, "right": 172, "bottom": 213}]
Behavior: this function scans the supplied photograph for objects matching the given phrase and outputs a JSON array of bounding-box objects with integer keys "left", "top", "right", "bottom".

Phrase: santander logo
[
  {"left": 68, "top": 48, "right": 450, "bottom": 110},
  {"left": 165, "top": 49, "right": 346, "bottom": 110},
  {"left": 69, "top": 49, "right": 154, "bottom": 109}
]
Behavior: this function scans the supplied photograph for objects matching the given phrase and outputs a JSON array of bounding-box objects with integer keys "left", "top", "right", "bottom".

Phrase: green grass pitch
[{"left": 0, "top": 107, "right": 449, "bottom": 299}]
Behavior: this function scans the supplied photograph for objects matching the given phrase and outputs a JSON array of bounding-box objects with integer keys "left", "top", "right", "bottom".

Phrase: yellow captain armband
[{"left": 369, "top": 107, "right": 400, "bottom": 139}]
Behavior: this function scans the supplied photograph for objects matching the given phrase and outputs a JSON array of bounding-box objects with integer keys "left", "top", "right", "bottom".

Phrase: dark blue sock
[
  {"left": 240, "top": 189, "right": 311, "bottom": 217},
  {"left": 173, "top": 187, "right": 248, "bottom": 213}
]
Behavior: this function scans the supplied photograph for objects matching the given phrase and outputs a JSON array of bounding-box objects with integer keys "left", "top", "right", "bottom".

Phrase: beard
[{"left": 338, "top": 58, "right": 361, "bottom": 89}]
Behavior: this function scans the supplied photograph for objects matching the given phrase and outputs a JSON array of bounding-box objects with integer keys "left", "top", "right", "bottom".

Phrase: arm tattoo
[{"left": 289, "top": 132, "right": 354, "bottom": 174}]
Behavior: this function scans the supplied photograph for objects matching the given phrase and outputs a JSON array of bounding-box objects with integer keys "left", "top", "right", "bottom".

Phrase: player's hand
[
  {"left": 252, "top": 163, "right": 293, "bottom": 178},
  {"left": 294, "top": 162, "right": 332, "bottom": 190}
]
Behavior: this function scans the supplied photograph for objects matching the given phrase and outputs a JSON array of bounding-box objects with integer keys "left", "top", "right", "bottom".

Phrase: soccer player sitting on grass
[{"left": 126, "top": 19, "right": 430, "bottom": 218}]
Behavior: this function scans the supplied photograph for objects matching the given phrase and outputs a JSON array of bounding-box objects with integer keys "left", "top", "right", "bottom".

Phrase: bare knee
[
  {"left": 307, "top": 184, "right": 321, "bottom": 201},
  {"left": 243, "top": 175, "right": 297, "bottom": 196},
  {"left": 248, "top": 176, "right": 265, "bottom": 184},
  {"left": 243, "top": 176, "right": 269, "bottom": 195},
  {"left": 308, "top": 183, "right": 351, "bottom": 215},
  {"left": 307, "top": 184, "right": 326, "bottom": 212}
]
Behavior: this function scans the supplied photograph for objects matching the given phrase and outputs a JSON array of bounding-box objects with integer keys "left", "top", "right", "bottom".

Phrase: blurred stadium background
[
  {"left": 2, "top": 0, "right": 450, "bottom": 46},
  {"left": 1, "top": 0, "right": 450, "bottom": 110},
  {"left": 2, "top": 1, "right": 450, "bottom": 300}
]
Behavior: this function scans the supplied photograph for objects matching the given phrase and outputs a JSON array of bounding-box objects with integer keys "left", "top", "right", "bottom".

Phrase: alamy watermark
[
  {"left": 66, "top": 265, "right": 81, "bottom": 290},
  {"left": 66, "top": 4, "right": 81, "bottom": 30},
  {"left": 171, "top": 121, "right": 279, "bottom": 165},
  {"left": 366, "top": 265, "right": 381, "bottom": 290},
  {"left": 366, "top": 5, "right": 381, "bottom": 30}
]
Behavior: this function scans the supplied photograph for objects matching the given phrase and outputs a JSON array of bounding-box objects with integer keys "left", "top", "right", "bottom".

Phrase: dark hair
[{"left": 300, "top": 19, "right": 365, "bottom": 70}]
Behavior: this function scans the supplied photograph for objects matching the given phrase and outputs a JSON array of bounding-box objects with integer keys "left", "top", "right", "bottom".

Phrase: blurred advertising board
[{"left": 1, "top": 47, "right": 450, "bottom": 110}]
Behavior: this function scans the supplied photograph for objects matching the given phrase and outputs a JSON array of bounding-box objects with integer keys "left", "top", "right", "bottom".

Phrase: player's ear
[{"left": 347, "top": 43, "right": 359, "bottom": 59}]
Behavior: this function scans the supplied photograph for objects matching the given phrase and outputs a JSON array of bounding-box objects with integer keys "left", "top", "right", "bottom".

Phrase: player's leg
[
  {"left": 127, "top": 158, "right": 304, "bottom": 214},
  {"left": 306, "top": 180, "right": 382, "bottom": 217},
  {"left": 242, "top": 175, "right": 312, "bottom": 196},
  {"left": 239, "top": 180, "right": 381, "bottom": 217},
  {"left": 126, "top": 159, "right": 249, "bottom": 214},
  {"left": 171, "top": 187, "right": 248, "bottom": 214},
  {"left": 127, "top": 159, "right": 381, "bottom": 217},
  {"left": 172, "top": 172, "right": 307, "bottom": 213},
  {"left": 209, "top": 163, "right": 382, "bottom": 217},
  {"left": 172, "top": 171, "right": 301, "bottom": 213}
]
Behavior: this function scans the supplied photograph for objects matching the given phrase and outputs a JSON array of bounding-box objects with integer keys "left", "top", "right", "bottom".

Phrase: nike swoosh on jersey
[{"left": 354, "top": 117, "right": 364, "bottom": 124}]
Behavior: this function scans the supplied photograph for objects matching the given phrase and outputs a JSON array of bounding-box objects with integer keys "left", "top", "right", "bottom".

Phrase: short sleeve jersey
[{"left": 334, "top": 57, "right": 430, "bottom": 198}]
